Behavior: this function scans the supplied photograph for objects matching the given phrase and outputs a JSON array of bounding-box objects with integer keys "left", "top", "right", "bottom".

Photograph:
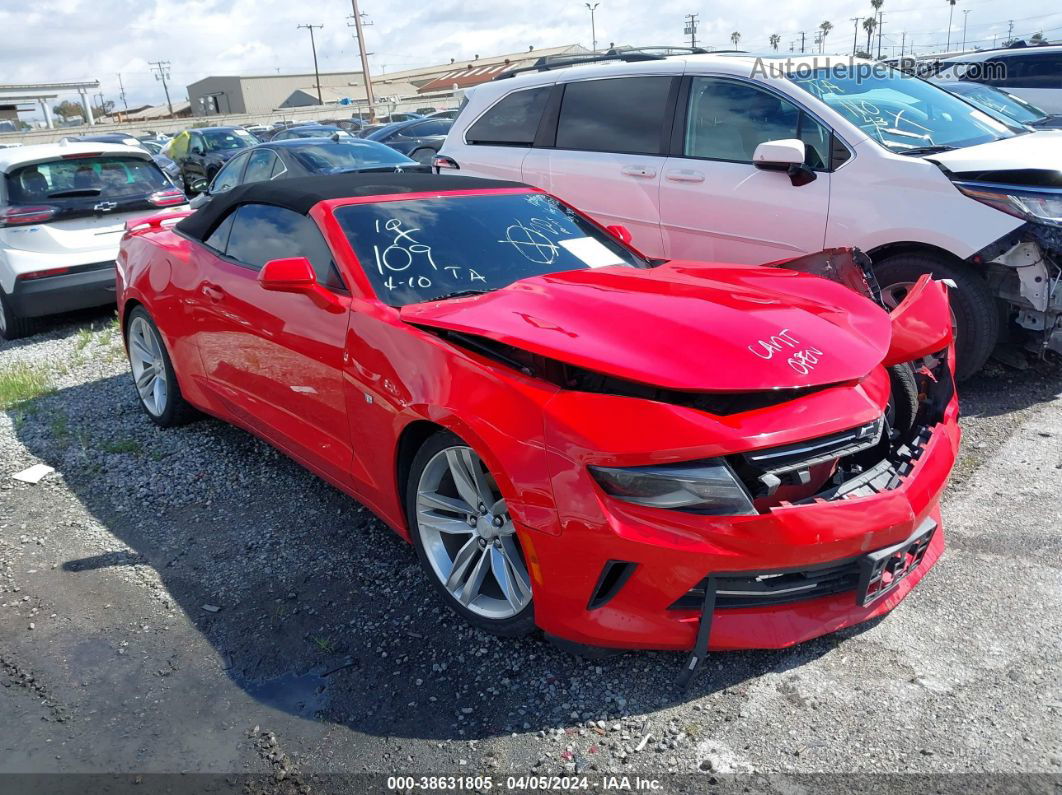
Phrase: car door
[
  {"left": 208, "top": 150, "right": 250, "bottom": 194},
  {"left": 185, "top": 131, "right": 208, "bottom": 182},
  {"left": 657, "top": 76, "right": 832, "bottom": 264},
  {"left": 189, "top": 202, "right": 354, "bottom": 482},
  {"left": 997, "top": 52, "right": 1062, "bottom": 113},
  {"left": 523, "top": 75, "right": 677, "bottom": 257},
  {"left": 240, "top": 148, "right": 280, "bottom": 186},
  {"left": 450, "top": 83, "right": 552, "bottom": 181}
]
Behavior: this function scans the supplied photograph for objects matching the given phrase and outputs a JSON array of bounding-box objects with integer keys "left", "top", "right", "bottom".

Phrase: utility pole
[
  {"left": 877, "top": 11, "right": 885, "bottom": 59},
  {"left": 585, "top": 3, "right": 599, "bottom": 53},
  {"left": 149, "top": 60, "right": 173, "bottom": 118},
  {"left": 900, "top": 32, "right": 907, "bottom": 56},
  {"left": 684, "top": 13, "right": 698, "bottom": 49},
  {"left": 850, "top": 17, "right": 861, "bottom": 55},
  {"left": 1007, "top": 19, "right": 1014, "bottom": 43},
  {"left": 350, "top": 0, "right": 376, "bottom": 121},
  {"left": 297, "top": 24, "right": 324, "bottom": 105},
  {"left": 961, "top": 10, "right": 971, "bottom": 51},
  {"left": 799, "top": 31, "right": 806, "bottom": 53},
  {"left": 116, "top": 73, "right": 128, "bottom": 113}
]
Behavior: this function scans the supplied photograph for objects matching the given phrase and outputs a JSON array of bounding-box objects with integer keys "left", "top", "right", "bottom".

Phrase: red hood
[{"left": 400, "top": 262, "right": 893, "bottom": 391}]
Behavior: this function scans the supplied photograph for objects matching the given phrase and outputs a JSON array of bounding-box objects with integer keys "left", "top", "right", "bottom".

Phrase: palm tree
[
  {"left": 945, "top": 0, "right": 958, "bottom": 50},
  {"left": 769, "top": 33, "right": 781, "bottom": 51},
  {"left": 870, "top": 0, "right": 884, "bottom": 57},
  {"left": 730, "top": 31, "right": 741, "bottom": 47},
  {"left": 863, "top": 16, "right": 877, "bottom": 55},
  {"left": 819, "top": 20, "right": 833, "bottom": 53}
]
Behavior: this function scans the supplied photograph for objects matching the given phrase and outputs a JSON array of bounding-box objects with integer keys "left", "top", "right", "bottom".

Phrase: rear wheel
[
  {"left": 0, "top": 289, "right": 34, "bottom": 341},
  {"left": 875, "top": 253, "right": 998, "bottom": 382},
  {"left": 125, "top": 307, "right": 197, "bottom": 427},
  {"left": 406, "top": 431, "right": 535, "bottom": 637}
]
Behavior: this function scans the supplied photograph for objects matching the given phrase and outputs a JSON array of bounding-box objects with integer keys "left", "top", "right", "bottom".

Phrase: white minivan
[
  {"left": 438, "top": 51, "right": 1062, "bottom": 379},
  {"left": 0, "top": 141, "right": 186, "bottom": 339}
]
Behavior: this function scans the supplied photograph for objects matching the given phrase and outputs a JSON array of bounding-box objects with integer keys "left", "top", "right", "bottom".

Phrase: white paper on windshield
[{"left": 558, "top": 237, "right": 625, "bottom": 268}]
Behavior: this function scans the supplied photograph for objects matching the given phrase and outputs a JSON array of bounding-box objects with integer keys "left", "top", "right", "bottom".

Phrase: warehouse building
[{"left": 186, "top": 44, "right": 589, "bottom": 117}]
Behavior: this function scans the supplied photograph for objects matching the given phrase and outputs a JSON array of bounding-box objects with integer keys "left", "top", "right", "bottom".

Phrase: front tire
[
  {"left": 406, "top": 431, "right": 535, "bottom": 637},
  {"left": 875, "top": 253, "right": 998, "bottom": 381},
  {"left": 0, "top": 289, "right": 34, "bottom": 341},
  {"left": 125, "top": 307, "right": 197, "bottom": 427}
]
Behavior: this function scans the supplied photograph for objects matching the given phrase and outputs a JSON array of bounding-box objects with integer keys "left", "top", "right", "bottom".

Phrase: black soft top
[{"left": 175, "top": 173, "right": 528, "bottom": 242}]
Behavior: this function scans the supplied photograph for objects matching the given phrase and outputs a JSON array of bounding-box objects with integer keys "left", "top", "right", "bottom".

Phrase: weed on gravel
[{"left": 0, "top": 363, "right": 54, "bottom": 410}]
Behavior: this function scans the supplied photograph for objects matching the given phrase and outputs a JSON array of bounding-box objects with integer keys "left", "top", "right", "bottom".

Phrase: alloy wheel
[
  {"left": 880, "top": 281, "right": 958, "bottom": 329},
  {"left": 415, "top": 446, "right": 532, "bottom": 619},
  {"left": 127, "top": 316, "right": 169, "bottom": 417}
]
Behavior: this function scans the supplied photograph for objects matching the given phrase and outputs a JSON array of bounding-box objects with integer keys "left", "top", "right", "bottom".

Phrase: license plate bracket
[{"left": 856, "top": 519, "right": 936, "bottom": 607}]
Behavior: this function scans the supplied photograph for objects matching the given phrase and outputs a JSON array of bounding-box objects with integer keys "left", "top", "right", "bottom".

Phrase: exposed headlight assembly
[
  {"left": 589, "top": 460, "right": 756, "bottom": 515},
  {"left": 954, "top": 181, "right": 1062, "bottom": 228}
]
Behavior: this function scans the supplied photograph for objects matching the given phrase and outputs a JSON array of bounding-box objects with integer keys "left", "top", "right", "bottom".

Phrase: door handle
[
  {"left": 621, "top": 165, "right": 657, "bottom": 178},
  {"left": 202, "top": 284, "right": 224, "bottom": 302},
  {"left": 665, "top": 170, "right": 705, "bottom": 183}
]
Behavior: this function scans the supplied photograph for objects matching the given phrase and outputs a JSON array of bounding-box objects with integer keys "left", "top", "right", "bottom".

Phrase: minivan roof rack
[{"left": 495, "top": 45, "right": 711, "bottom": 80}]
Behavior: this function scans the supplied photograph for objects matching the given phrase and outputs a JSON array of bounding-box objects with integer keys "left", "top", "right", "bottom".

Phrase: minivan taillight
[
  {"left": 148, "top": 188, "right": 186, "bottom": 208},
  {"left": 0, "top": 205, "right": 59, "bottom": 227},
  {"left": 432, "top": 154, "right": 459, "bottom": 173}
]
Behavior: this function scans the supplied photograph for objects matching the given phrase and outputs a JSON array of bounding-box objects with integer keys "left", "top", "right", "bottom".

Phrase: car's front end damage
[{"left": 404, "top": 260, "right": 959, "bottom": 679}]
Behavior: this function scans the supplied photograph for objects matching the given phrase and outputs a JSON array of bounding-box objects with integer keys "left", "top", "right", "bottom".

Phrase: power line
[
  {"left": 684, "top": 13, "right": 699, "bottom": 49},
  {"left": 296, "top": 24, "right": 324, "bottom": 105},
  {"left": 148, "top": 60, "right": 173, "bottom": 118}
]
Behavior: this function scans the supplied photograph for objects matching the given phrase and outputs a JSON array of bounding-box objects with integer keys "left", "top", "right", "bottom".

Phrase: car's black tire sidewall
[
  {"left": 405, "top": 430, "right": 536, "bottom": 638},
  {"left": 887, "top": 362, "right": 919, "bottom": 436},
  {"left": 875, "top": 254, "right": 999, "bottom": 381},
  {"left": 125, "top": 307, "right": 197, "bottom": 427},
  {"left": 0, "top": 289, "right": 33, "bottom": 341}
]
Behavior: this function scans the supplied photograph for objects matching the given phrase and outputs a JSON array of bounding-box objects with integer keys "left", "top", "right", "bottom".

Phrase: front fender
[{"left": 883, "top": 275, "right": 954, "bottom": 367}]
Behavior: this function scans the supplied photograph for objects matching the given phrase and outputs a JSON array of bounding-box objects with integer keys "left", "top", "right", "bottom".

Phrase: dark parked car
[
  {"left": 188, "top": 137, "right": 430, "bottom": 208},
  {"left": 175, "top": 127, "right": 259, "bottom": 192},
  {"left": 938, "top": 81, "right": 1062, "bottom": 129},
  {"left": 271, "top": 125, "right": 358, "bottom": 141},
  {"left": 427, "top": 109, "right": 460, "bottom": 120},
  {"left": 364, "top": 118, "right": 453, "bottom": 164},
  {"left": 60, "top": 133, "right": 182, "bottom": 184}
]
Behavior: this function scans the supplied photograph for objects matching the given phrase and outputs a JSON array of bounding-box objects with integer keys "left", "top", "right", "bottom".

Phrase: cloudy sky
[{"left": 2, "top": 0, "right": 1058, "bottom": 118}]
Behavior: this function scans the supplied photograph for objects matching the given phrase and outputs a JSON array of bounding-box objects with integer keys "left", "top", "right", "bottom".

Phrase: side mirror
[
  {"left": 752, "top": 139, "right": 817, "bottom": 187},
  {"left": 259, "top": 257, "right": 317, "bottom": 292},
  {"left": 258, "top": 257, "right": 345, "bottom": 312},
  {"left": 189, "top": 193, "right": 210, "bottom": 210},
  {"left": 606, "top": 224, "right": 633, "bottom": 245}
]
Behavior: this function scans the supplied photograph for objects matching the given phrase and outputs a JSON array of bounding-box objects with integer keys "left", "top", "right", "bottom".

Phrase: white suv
[
  {"left": 438, "top": 50, "right": 1062, "bottom": 379},
  {"left": 0, "top": 141, "right": 186, "bottom": 339}
]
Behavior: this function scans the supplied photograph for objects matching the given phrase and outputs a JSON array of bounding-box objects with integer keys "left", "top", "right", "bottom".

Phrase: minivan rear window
[
  {"left": 5, "top": 155, "right": 169, "bottom": 206},
  {"left": 466, "top": 86, "right": 551, "bottom": 146}
]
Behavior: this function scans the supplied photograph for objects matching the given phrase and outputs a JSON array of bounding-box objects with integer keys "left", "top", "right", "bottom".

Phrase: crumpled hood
[
  {"left": 401, "top": 262, "right": 893, "bottom": 391},
  {"left": 925, "top": 130, "right": 1062, "bottom": 177}
]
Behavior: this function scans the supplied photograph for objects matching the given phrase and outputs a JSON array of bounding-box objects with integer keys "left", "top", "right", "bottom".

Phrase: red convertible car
[{"left": 116, "top": 174, "right": 959, "bottom": 681}]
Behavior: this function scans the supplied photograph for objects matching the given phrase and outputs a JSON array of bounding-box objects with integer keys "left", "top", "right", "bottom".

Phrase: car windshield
[
  {"left": 944, "top": 82, "right": 1047, "bottom": 125},
  {"left": 5, "top": 155, "right": 169, "bottom": 204},
  {"left": 202, "top": 129, "right": 256, "bottom": 151},
  {"left": 788, "top": 66, "right": 1017, "bottom": 153},
  {"left": 335, "top": 192, "right": 648, "bottom": 307},
  {"left": 288, "top": 141, "right": 415, "bottom": 172}
]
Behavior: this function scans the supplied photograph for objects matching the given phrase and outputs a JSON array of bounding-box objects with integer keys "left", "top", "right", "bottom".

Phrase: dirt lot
[{"left": 1, "top": 310, "right": 1060, "bottom": 792}]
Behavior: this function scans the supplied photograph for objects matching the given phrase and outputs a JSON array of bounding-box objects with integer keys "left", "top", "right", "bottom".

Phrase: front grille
[
  {"left": 669, "top": 558, "right": 861, "bottom": 611},
  {"left": 741, "top": 416, "right": 885, "bottom": 476}
]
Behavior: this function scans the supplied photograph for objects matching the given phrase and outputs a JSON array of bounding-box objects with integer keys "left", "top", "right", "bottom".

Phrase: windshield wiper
[
  {"left": 898, "top": 145, "right": 958, "bottom": 156},
  {"left": 431, "top": 289, "right": 492, "bottom": 301}
]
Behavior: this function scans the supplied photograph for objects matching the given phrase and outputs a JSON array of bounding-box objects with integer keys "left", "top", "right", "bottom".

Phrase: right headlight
[
  {"left": 589, "top": 459, "right": 756, "bottom": 515},
  {"left": 954, "top": 181, "right": 1062, "bottom": 228}
]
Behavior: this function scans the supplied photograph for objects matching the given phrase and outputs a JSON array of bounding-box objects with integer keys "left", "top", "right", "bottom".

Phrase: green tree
[
  {"left": 769, "top": 33, "right": 781, "bottom": 50},
  {"left": 52, "top": 100, "right": 84, "bottom": 120},
  {"left": 863, "top": 16, "right": 877, "bottom": 54},
  {"left": 819, "top": 20, "right": 834, "bottom": 52},
  {"left": 730, "top": 31, "right": 741, "bottom": 47}
]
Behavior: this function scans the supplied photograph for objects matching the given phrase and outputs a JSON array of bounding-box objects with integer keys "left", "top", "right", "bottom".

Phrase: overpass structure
[{"left": 0, "top": 80, "right": 101, "bottom": 129}]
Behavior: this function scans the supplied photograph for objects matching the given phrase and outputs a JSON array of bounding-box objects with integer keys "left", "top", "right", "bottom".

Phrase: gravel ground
[{"left": 0, "top": 309, "right": 1060, "bottom": 792}]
